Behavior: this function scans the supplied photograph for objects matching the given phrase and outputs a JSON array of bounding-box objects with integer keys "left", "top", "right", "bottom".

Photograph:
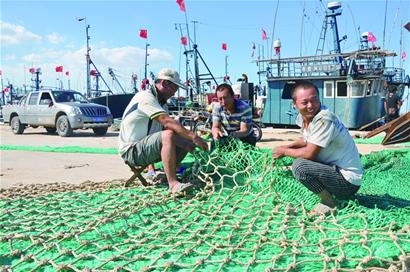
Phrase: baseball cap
[{"left": 156, "top": 68, "right": 186, "bottom": 89}]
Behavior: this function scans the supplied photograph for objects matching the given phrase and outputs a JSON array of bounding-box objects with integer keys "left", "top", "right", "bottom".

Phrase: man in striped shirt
[{"left": 211, "top": 84, "right": 257, "bottom": 146}]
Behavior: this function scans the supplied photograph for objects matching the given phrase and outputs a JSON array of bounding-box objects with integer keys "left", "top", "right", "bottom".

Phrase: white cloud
[
  {"left": 6, "top": 46, "right": 175, "bottom": 93},
  {"left": 0, "top": 21, "right": 41, "bottom": 45},
  {"left": 46, "top": 33, "right": 64, "bottom": 44}
]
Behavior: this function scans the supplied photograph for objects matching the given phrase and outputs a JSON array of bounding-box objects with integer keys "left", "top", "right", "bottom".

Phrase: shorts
[{"left": 121, "top": 131, "right": 187, "bottom": 167}]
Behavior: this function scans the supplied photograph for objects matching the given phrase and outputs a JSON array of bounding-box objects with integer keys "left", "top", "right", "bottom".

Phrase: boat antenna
[
  {"left": 270, "top": 0, "right": 280, "bottom": 59},
  {"left": 382, "top": 0, "right": 388, "bottom": 50},
  {"left": 299, "top": 0, "right": 306, "bottom": 57}
]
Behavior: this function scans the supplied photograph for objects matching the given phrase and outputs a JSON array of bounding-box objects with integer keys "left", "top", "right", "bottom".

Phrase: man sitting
[
  {"left": 118, "top": 68, "right": 208, "bottom": 193},
  {"left": 211, "top": 83, "right": 257, "bottom": 146},
  {"left": 272, "top": 80, "right": 363, "bottom": 216}
]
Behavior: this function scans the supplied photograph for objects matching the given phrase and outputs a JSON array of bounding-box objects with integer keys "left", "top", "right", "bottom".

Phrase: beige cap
[{"left": 156, "top": 68, "right": 186, "bottom": 89}]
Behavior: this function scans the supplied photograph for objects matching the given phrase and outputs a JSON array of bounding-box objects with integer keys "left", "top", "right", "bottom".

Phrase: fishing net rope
[{"left": 1, "top": 139, "right": 409, "bottom": 271}]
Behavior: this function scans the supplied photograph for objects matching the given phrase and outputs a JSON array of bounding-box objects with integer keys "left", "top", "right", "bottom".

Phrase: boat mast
[
  {"left": 86, "top": 24, "right": 91, "bottom": 97},
  {"left": 77, "top": 17, "right": 91, "bottom": 97},
  {"left": 144, "top": 42, "right": 150, "bottom": 82}
]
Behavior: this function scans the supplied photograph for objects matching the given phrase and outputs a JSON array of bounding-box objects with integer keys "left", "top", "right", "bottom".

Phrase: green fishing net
[{"left": 1, "top": 139, "right": 409, "bottom": 271}]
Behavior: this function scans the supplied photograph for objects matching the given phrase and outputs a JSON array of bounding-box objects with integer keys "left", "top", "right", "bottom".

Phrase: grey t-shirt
[{"left": 296, "top": 107, "right": 363, "bottom": 185}]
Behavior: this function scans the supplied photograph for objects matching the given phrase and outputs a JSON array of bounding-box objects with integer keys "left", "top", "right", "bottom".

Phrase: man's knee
[
  {"left": 161, "top": 129, "right": 177, "bottom": 144},
  {"left": 291, "top": 158, "right": 310, "bottom": 180}
]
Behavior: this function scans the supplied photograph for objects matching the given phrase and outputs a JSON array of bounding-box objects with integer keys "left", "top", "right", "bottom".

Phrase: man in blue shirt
[{"left": 211, "top": 83, "right": 257, "bottom": 146}]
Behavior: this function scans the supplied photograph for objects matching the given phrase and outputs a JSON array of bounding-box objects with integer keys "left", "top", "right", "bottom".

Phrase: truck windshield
[{"left": 52, "top": 91, "right": 88, "bottom": 103}]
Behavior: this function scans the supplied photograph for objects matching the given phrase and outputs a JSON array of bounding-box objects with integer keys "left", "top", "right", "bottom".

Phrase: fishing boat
[{"left": 257, "top": 1, "right": 408, "bottom": 129}]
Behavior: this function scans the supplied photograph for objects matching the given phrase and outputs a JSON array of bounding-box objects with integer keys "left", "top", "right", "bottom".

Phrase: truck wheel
[
  {"left": 45, "top": 127, "right": 57, "bottom": 134},
  {"left": 11, "top": 116, "right": 25, "bottom": 134},
  {"left": 93, "top": 127, "right": 108, "bottom": 136},
  {"left": 56, "top": 115, "right": 73, "bottom": 137}
]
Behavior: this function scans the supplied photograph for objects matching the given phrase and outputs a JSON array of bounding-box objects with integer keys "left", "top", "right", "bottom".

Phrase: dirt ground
[{"left": 0, "top": 124, "right": 403, "bottom": 189}]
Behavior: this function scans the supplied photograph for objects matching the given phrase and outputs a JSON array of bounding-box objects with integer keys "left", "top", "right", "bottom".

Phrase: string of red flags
[
  {"left": 181, "top": 36, "right": 187, "bottom": 46},
  {"left": 55, "top": 66, "right": 63, "bottom": 72},
  {"left": 139, "top": 29, "right": 147, "bottom": 39},
  {"left": 176, "top": 0, "right": 186, "bottom": 12},
  {"left": 222, "top": 43, "right": 227, "bottom": 51},
  {"left": 262, "top": 29, "right": 267, "bottom": 40}
]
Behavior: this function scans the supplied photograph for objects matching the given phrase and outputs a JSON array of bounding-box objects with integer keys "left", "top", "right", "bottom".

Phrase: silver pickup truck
[{"left": 2, "top": 89, "right": 113, "bottom": 137}]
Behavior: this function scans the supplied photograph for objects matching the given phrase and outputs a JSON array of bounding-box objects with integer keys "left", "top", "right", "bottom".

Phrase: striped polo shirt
[{"left": 212, "top": 99, "right": 253, "bottom": 135}]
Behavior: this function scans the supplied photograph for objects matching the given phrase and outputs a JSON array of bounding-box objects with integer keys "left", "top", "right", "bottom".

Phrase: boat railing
[
  {"left": 383, "top": 67, "right": 406, "bottom": 84},
  {"left": 259, "top": 49, "right": 395, "bottom": 79}
]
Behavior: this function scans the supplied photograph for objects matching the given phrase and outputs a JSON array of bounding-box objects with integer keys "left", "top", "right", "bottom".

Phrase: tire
[
  {"left": 93, "top": 127, "right": 108, "bottom": 136},
  {"left": 56, "top": 115, "right": 73, "bottom": 137},
  {"left": 11, "top": 116, "right": 25, "bottom": 134},
  {"left": 45, "top": 127, "right": 57, "bottom": 134},
  {"left": 251, "top": 122, "right": 263, "bottom": 142}
]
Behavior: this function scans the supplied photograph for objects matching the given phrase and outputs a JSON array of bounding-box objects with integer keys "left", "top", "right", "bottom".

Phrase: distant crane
[{"left": 108, "top": 67, "right": 126, "bottom": 94}]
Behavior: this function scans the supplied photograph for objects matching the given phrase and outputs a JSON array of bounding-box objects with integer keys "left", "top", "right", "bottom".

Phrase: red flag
[
  {"left": 90, "top": 70, "right": 97, "bottom": 76},
  {"left": 55, "top": 65, "right": 63, "bottom": 72},
  {"left": 181, "top": 36, "right": 187, "bottom": 46},
  {"left": 402, "top": 52, "right": 406, "bottom": 61},
  {"left": 29, "top": 67, "right": 35, "bottom": 74},
  {"left": 275, "top": 47, "right": 281, "bottom": 56},
  {"left": 176, "top": 0, "right": 185, "bottom": 12},
  {"left": 3, "top": 87, "right": 9, "bottom": 93},
  {"left": 262, "top": 29, "right": 267, "bottom": 40},
  {"left": 222, "top": 43, "right": 227, "bottom": 51},
  {"left": 139, "top": 29, "right": 147, "bottom": 39},
  {"left": 367, "top": 32, "right": 376, "bottom": 43},
  {"left": 65, "top": 71, "right": 70, "bottom": 76},
  {"left": 0, "top": 70, "right": 2, "bottom": 76}
]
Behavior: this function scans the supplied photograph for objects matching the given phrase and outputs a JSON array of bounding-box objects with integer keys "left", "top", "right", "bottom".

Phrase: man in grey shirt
[{"left": 273, "top": 80, "right": 363, "bottom": 216}]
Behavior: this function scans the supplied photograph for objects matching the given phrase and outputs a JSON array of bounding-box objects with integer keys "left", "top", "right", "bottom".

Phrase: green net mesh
[{"left": 1, "top": 139, "right": 409, "bottom": 271}]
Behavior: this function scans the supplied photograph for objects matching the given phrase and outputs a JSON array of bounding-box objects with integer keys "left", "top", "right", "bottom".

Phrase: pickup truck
[{"left": 2, "top": 89, "right": 113, "bottom": 137}]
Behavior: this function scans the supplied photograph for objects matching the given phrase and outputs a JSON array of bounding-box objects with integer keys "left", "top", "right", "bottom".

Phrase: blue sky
[{"left": 1, "top": 0, "right": 409, "bottom": 94}]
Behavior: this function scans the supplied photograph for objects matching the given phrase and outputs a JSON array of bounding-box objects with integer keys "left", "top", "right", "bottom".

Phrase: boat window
[
  {"left": 336, "top": 81, "right": 348, "bottom": 97},
  {"left": 367, "top": 81, "right": 373, "bottom": 96},
  {"left": 28, "top": 93, "right": 39, "bottom": 105},
  {"left": 351, "top": 81, "right": 365, "bottom": 97},
  {"left": 324, "top": 81, "right": 334, "bottom": 98},
  {"left": 281, "top": 82, "right": 296, "bottom": 99},
  {"left": 365, "top": 81, "right": 372, "bottom": 96},
  {"left": 374, "top": 79, "right": 383, "bottom": 95}
]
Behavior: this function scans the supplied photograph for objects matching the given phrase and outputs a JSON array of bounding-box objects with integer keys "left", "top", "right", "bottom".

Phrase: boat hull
[{"left": 89, "top": 94, "right": 135, "bottom": 119}]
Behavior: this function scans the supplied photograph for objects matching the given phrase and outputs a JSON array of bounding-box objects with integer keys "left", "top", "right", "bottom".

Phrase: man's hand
[
  {"left": 193, "top": 135, "right": 209, "bottom": 152},
  {"left": 211, "top": 128, "right": 225, "bottom": 140},
  {"left": 272, "top": 146, "right": 286, "bottom": 159}
]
